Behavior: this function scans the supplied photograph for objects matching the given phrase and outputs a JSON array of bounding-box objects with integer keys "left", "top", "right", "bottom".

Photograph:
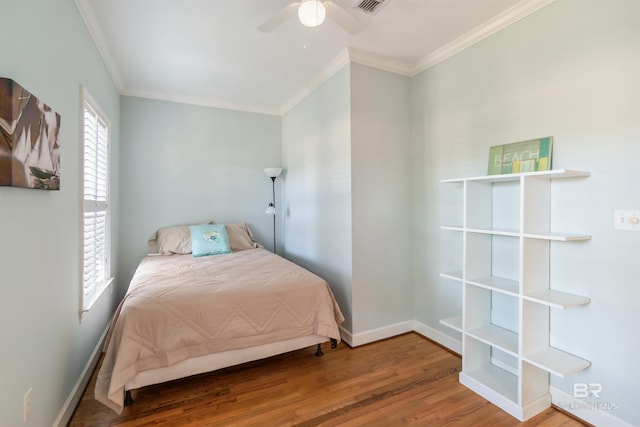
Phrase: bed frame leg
[
  {"left": 315, "top": 343, "right": 324, "bottom": 356},
  {"left": 330, "top": 338, "right": 338, "bottom": 349},
  {"left": 124, "top": 390, "right": 134, "bottom": 406}
]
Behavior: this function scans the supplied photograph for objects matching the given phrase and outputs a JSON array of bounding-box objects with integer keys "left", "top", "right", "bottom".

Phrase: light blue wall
[
  {"left": 350, "top": 64, "right": 413, "bottom": 334},
  {"left": 281, "top": 65, "right": 354, "bottom": 331},
  {"left": 118, "top": 96, "right": 282, "bottom": 292},
  {"left": 0, "top": 0, "right": 121, "bottom": 426},
  {"left": 282, "top": 63, "right": 413, "bottom": 339},
  {"left": 411, "top": 0, "right": 640, "bottom": 424},
  {"left": 1, "top": 0, "right": 637, "bottom": 425}
]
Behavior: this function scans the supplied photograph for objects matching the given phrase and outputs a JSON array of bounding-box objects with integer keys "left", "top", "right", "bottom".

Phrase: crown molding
[
  {"left": 279, "top": 48, "right": 351, "bottom": 115},
  {"left": 411, "top": 0, "right": 556, "bottom": 75},
  {"left": 121, "top": 88, "right": 281, "bottom": 116},
  {"left": 279, "top": 47, "right": 415, "bottom": 115},
  {"left": 75, "top": 0, "right": 278, "bottom": 116},
  {"left": 75, "top": 0, "right": 556, "bottom": 116},
  {"left": 347, "top": 47, "right": 414, "bottom": 77},
  {"left": 281, "top": 0, "right": 555, "bottom": 113},
  {"left": 74, "top": 0, "right": 124, "bottom": 92}
]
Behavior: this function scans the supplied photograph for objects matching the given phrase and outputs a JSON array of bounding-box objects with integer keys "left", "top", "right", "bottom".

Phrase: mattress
[{"left": 95, "top": 248, "right": 344, "bottom": 414}]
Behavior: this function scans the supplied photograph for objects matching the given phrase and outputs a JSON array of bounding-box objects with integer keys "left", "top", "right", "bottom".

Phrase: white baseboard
[
  {"left": 343, "top": 321, "right": 414, "bottom": 347},
  {"left": 412, "top": 320, "right": 462, "bottom": 354},
  {"left": 549, "top": 386, "right": 634, "bottom": 427},
  {"left": 340, "top": 320, "right": 462, "bottom": 352},
  {"left": 53, "top": 324, "right": 109, "bottom": 427},
  {"left": 339, "top": 325, "right": 354, "bottom": 347}
]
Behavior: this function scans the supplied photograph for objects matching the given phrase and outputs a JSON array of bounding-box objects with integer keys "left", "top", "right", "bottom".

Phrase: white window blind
[{"left": 81, "top": 95, "right": 111, "bottom": 317}]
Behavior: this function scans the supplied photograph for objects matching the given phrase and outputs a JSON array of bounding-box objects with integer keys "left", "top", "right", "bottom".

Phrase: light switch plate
[{"left": 614, "top": 210, "right": 640, "bottom": 231}]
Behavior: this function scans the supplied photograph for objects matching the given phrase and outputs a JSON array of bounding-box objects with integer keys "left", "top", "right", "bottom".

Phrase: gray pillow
[
  {"left": 148, "top": 221, "right": 213, "bottom": 255},
  {"left": 226, "top": 223, "right": 262, "bottom": 251}
]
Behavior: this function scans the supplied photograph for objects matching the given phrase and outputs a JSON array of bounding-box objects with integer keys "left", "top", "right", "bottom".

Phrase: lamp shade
[
  {"left": 298, "top": 0, "right": 326, "bottom": 28},
  {"left": 265, "top": 203, "right": 276, "bottom": 215},
  {"left": 264, "top": 168, "right": 283, "bottom": 178}
]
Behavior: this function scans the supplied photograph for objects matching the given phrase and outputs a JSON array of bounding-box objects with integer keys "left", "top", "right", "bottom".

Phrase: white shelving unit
[{"left": 440, "top": 169, "right": 591, "bottom": 421}]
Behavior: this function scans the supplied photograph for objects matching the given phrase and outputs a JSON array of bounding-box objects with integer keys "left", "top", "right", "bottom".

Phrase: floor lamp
[{"left": 264, "top": 168, "right": 282, "bottom": 254}]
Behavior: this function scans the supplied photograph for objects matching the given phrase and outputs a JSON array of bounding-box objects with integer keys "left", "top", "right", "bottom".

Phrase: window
[{"left": 81, "top": 88, "right": 112, "bottom": 319}]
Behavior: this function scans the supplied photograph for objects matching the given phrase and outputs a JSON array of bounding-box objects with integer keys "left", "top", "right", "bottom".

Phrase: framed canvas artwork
[{"left": 0, "top": 77, "right": 61, "bottom": 190}]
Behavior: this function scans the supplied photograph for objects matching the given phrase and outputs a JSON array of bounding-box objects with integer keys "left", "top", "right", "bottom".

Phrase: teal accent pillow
[{"left": 189, "top": 224, "right": 231, "bottom": 257}]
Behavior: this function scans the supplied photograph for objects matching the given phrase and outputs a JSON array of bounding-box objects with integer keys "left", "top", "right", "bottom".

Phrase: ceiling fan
[{"left": 258, "top": 1, "right": 365, "bottom": 35}]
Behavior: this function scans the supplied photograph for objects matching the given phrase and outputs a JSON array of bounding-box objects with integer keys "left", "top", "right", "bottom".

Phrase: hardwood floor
[{"left": 69, "top": 333, "right": 586, "bottom": 426}]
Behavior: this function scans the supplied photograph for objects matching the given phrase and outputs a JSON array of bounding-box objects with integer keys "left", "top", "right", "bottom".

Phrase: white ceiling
[{"left": 75, "top": 0, "right": 552, "bottom": 115}]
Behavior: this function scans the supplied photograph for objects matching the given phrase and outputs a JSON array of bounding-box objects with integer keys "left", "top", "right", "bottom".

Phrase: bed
[{"left": 94, "top": 223, "right": 345, "bottom": 414}]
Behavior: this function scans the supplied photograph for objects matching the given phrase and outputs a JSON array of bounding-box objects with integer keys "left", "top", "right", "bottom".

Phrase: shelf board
[
  {"left": 523, "top": 232, "right": 591, "bottom": 241},
  {"left": 461, "top": 364, "right": 519, "bottom": 405},
  {"left": 440, "top": 315, "right": 463, "bottom": 332},
  {"left": 466, "top": 324, "right": 518, "bottom": 356},
  {"left": 443, "top": 227, "right": 591, "bottom": 241},
  {"left": 442, "top": 169, "right": 590, "bottom": 184},
  {"left": 523, "top": 347, "right": 590, "bottom": 378},
  {"left": 440, "top": 271, "right": 463, "bottom": 282},
  {"left": 523, "top": 289, "right": 590, "bottom": 309},
  {"left": 467, "top": 227, "right": 520, "bottom": 237},
  {"left": 462, "top": 229, "right": 591, "bottom": 240},
  {"left": 441, "top": 177, "right": 466, "bottom": 184},
  {"left": 467, "top": 275, "right": 519, "bottom": 296}
]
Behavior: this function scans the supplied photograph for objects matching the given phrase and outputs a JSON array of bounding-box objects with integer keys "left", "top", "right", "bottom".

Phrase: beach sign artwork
[{"left": 488, "top": 137, "right": 552, "bottom": 175}]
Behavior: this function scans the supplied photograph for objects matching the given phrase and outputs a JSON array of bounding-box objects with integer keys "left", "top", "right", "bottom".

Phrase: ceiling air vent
[{"left": 355, "top": 0, "right": 391, "bottom": 15}]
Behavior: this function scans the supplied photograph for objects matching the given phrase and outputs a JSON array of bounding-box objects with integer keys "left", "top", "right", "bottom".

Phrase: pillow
[
  {"left": 226, "top": 223, "right": 262, "bottom": 251},
  {"left": 189, "top": 224, "right": 231, "bottom": 257},
  {"left": 148, "top": 221, "right": 213, "bottom": 255}
]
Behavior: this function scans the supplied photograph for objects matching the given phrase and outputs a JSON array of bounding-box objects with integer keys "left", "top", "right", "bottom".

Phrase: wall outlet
[
  {"left": 614, "top": 210, "right": 640, "bottom": 231},
  {"left": 23, "top": 388, "right": 32, "bottom": 423}
]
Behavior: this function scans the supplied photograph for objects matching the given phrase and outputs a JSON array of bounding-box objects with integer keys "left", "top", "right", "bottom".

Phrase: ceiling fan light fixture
[{"left": 298, "top": 0, "right": 326, "bottom": 28}]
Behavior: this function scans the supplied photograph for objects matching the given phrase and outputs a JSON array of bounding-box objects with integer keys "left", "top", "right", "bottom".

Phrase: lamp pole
[
  {"left": 270, "top": 176, "right": 276, "bottom": 253},
  {"left": 264, "top": 168, "right": 282, "bottom": 254}
]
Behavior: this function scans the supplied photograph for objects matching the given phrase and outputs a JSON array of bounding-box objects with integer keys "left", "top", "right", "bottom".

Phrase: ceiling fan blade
[
  {"left": 324, "top": 1, "right": 365, "bottom": 35},
  {"left": 257, "top": 2, "right": 301, "bottom": 32}
]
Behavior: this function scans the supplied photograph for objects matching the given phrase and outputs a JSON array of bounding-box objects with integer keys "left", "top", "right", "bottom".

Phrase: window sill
[{"left": 80, "top": 277, "right": 114, "bottom": 322}]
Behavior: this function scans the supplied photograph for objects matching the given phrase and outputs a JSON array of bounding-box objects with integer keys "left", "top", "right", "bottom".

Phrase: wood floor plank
[{"left": 69, "top": 333, "right": 587, "bottom": 426}]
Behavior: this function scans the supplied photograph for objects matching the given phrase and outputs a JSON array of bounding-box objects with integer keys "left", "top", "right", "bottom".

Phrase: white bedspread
[{"left": 95, "top": 248, "right": 344, "bottom": 414}]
